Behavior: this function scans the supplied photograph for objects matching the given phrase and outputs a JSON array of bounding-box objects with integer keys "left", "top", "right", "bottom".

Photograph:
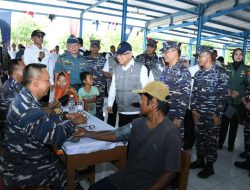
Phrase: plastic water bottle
[
  {"left": 77, "top": 98, "right": 84, "bottom": 114},
  {"left": 68, "top": 95, "right": 75, "bottom": 112}
]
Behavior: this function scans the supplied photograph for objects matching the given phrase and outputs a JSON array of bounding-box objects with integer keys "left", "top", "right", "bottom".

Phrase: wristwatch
[
  {"left": 38, "top": 57, "right": 42, "bottom": 62},
  {"left": 62, "top": 111, "right": 68, "bottom": 120}
]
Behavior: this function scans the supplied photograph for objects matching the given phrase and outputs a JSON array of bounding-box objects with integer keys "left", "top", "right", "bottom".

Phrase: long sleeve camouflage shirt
[
  {"left": 191, "top": 64, "right": 229, "bottom": 117},
  {"left": 160, "top": 61, "right": 191, "bottom": 120},
  {"left": 0, "top": 77, "right": 23, "bottom": 126},
  {"left": 1, "top": 87, "right": 76, "bottom": 186}
]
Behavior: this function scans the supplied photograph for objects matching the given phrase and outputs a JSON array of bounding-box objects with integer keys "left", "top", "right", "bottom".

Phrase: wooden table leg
[{"left": 67, "top": 155, "right": 75, "bottom": 190}]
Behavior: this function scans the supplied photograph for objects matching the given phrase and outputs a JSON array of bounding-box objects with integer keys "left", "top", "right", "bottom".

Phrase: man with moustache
[{"left": 0, "top": 64, "right": 87, "bottom": 189}]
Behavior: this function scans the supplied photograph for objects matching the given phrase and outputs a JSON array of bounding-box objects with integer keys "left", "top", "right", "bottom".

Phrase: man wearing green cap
[{"left": 77, "top": 81, "right": 182, "bottom": 190}]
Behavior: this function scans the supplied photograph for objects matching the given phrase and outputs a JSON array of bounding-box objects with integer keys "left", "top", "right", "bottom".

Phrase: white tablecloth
[{"left": 62, "top": 112, "right": 124, "bottom": 155}]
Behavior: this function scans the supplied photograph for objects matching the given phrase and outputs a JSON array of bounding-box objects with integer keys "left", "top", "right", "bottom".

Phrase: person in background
[
  {"left": 86, "top": 40, "right": 106, "bottom": 120},
  {"left": 0, "top": 59, "right": 25, "bottom": 140},
  {"left": 135, "top": 38, "right": 162, "bottom": 80},
  {"left": 54, "top": 37, "right": 89, "bottom": 91},
  {"left": 81, "top": 81, "right": 182, "bottom": 190},
  {"left": 23, "top": 30, "right": 50, "bottom": 67},
  {"left": 217, "top": 56, "right": 225, "bottom": 67},
  {"left": 8, "top": 43, "right": 18, "bottom": 60},
  {"left": 108, "top": 41, "right": 150, "bottom": 127},
  {"left": 23, "top": 29, "right": 51, "bottom": 103},
  {"left": 102, "top": 45, "right": 119, "bottom": 127},
  {"left": 160, "top": 41, "right": 191, "bottom": 138},
  {"left": 78, "top": 71, "right": 99, "bottom": 116},
  {"left": 105, "top": 45, "right": 116, "bottom": 60},
  {"left": 54, "top": 71, "right": 78, "bottom": 103},
  {"left": 0, "top": 64, "right": 87, "bottom": 189},
  {"left": 190, "top": 46, "right": 229, "bottom": 178},
  {"left": 234, "top": 70, "right": 250, "bottom": 174},
  {"left": 15, "top": 44, "right": 25, "bottom": 60},
  {"left": 48, "top": 45, "right": 60, "bottom": 87},
  {"left": 183, "top": 63, "right": 201, "bottom": 150},
  {"left": 218, "top": 48, "right": 250, "bottom": 152},
  {"left": 77, "top": 37, "right": 85, "bottom": 56}
]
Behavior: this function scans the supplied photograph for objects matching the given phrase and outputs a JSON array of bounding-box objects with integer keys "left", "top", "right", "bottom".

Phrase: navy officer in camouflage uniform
[
  {"left": 190, "top": 46, "right": 229, "bottom": 178},
  {"left": 135, "top": 38, "right": 163, "bottom": 80},
  {"left": 86, "top": 40, "right": 106, "bottom": 120},
  {"left": 160, "top": 41, "right": 191, "bottom": 138},
  {"left": 0, "top": 59, "right": 25, "bottom": 139},
  {"left": 0, "top": 64, "right": 87, "bottom": 189},
  {"left": 54, "top": 37, "right": 89, "bottom": 91}
]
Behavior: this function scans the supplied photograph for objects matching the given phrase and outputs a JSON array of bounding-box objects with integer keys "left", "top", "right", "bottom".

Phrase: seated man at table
[
  {"left": 0, "top": 64, "right": 87, "bottom": 189},
  {"left": 0, "top": 59, "right": 25, "bottom": 137},
  {"left": 80, "top": 81, "right": 182, "bottom": 190}
]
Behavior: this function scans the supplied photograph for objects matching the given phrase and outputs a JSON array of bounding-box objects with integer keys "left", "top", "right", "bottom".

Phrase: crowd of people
[{"left": 0, "top": 28, "right": 250, "bottom": 189}]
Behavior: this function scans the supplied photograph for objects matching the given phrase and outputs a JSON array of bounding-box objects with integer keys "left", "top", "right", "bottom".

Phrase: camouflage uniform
[
  {"left": 0, "top": 77, "right": 23, "bottom": 136},
  {"left": 191, "top": 64, "right": 229, "bottom": 162},
  {"left": 54, "top": 51, "right": 89, "bottom": 90},
  {"left": 135, "top": 52, "right": 163, "bottom": 80},
  {"left": 86, "top": 54, "right": 106, "bottom": 120},
  {"left": 160, "top": 61, "right": 191, "bottom": 137},
  {"left": 1, "top": 87, "right": 76, "bottom": 189}
]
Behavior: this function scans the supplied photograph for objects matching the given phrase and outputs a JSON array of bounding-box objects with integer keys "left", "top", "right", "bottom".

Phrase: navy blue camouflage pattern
[
  {"left": 0, "top": 77, "right": 23, "bottom": 130},
  {"left": 86, "top": 54, "right": 106, "bottom": 120},
  {"left": 191, "top": 64, "right": 229, "bottom": 162},
  {"left": 191, "top": 64, "right": 229, "bottom": 117},
  {"left": 0, "top": 87, "right": 76, "bottom": 189},
  {"left": 135, "top": 52, "right": 163, "bottom": 80},
  {"left": 160, "top": 61, "right": 191, "bottom": 137}
]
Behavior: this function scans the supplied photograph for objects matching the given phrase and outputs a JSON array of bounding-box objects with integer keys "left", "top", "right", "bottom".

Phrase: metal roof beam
[
  {"left": 174, "top": 0, "right": 198, "bottom": 6},
  {"left": 202, "top": 25, "right": 244, "bottom": 38},
  {"left": 148, "top": 0, "right": 224, "bottom": 29},
  {"left": 226, "top": 14, "right": 250, "bottom": 23},
  {"left": 149, "top": 21, "right": 196, "bottom": 33},
  {"left": 67, "top": 0, "right": 169, "bottom": 16},
  {"left": 204, "top": 0, "right": 226, "bottom": 9},
  {"left": 80, "top": 0, "right": 109, "bottom": 37},
  {"left": 205, "top": 2, "right": 250, "bottom": 21},
  {"left": 135, "top": 0, "right": 197, "bottom": 15},
  {"left": 82, "top": 0, "right": 108, "bottom": 14},
  {"left": 209, "top": 19, "right": 245, "bottom": 31}
]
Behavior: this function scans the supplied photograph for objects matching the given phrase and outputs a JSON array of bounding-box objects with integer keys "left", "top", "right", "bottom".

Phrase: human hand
[
  {"left": 71, "top": 114, "right": 87, "bottom": 125},
  {"left": 43, "top": 107, "right": 55, "bottom": 114},
  {"left": 66, "top": 112, "right": 82, "bottom": 120},
  {"left": 72, "top": 127, "right": 88, "bottom": 137},
  {"left": 231, "top": 91, "right": 239, "bottom": 98},
  {"left": 47, "top": 100, "right": 61, "bottom": 108},
  {"left": 107, "top": 106, "right": 113, "bottom": 113},
  {"left": 192, "top": 110, "right": 200, "bottom": 124},
  {"left": 212, "top": 116, "right": 221, "bottom": 126},
  {"left": 39, "top": 51, "right": 45, "bottom": 59},
  {"left": 172, "top": 118, "right": 182, "bottom": 128}
]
